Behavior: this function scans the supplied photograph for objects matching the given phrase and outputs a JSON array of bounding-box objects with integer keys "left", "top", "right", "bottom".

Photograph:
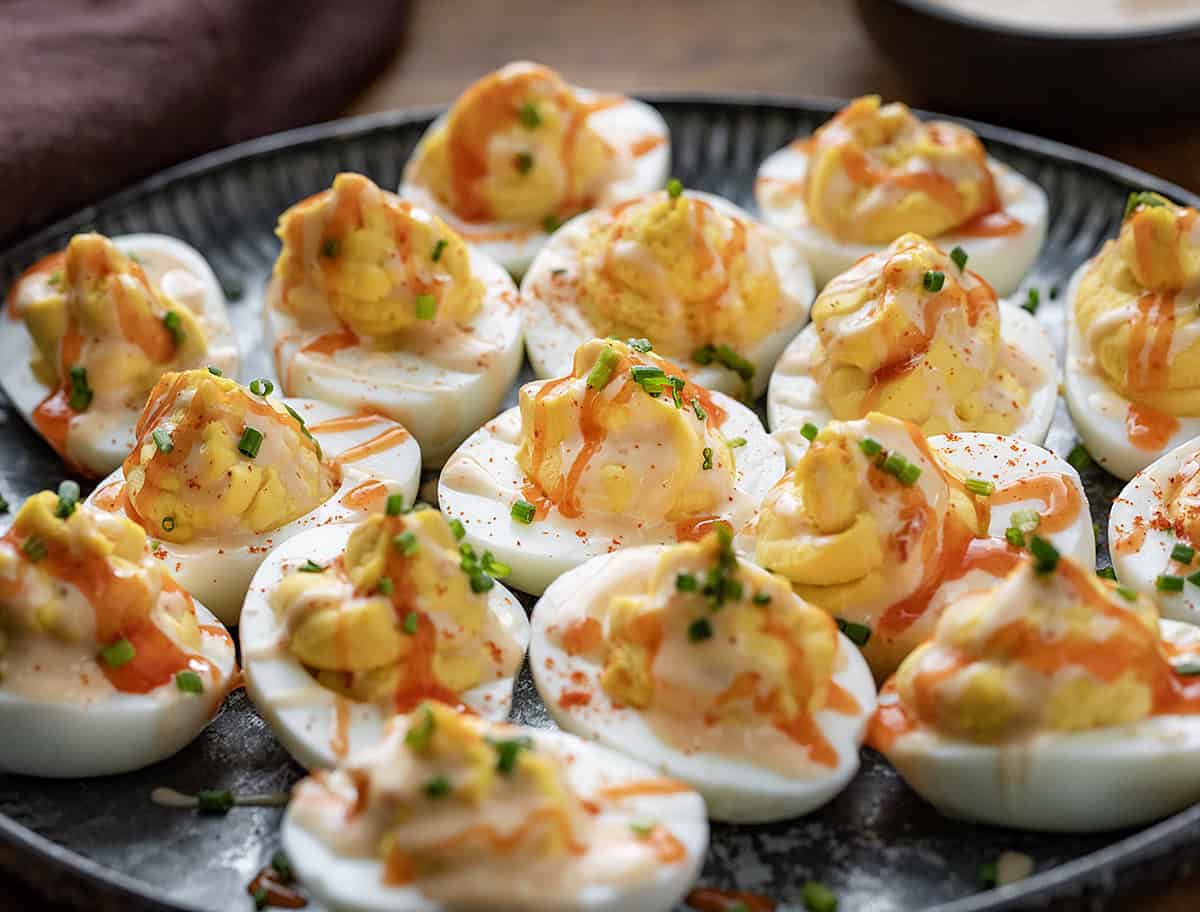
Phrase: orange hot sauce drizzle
[
  {"left": 629, "top": 135, "right": 666, "bottom": 157},
  {"left": 990, "top": 473, "right": 1083, "bottom": 534},
  {"left": 686, "top": 887, "right": 778, "bottom": 912},
  {"left": 339, "top": 479, "right": 390, "bottom": 511},
  {"left": 330, "top": 427, "right": 411, "bottom": 464},
  {"left": 1127, "top": 402, "right": 1179, "bottom": 451},
  {"left": 1122, "top": 290, "right": 1179, "bottom": 448}
]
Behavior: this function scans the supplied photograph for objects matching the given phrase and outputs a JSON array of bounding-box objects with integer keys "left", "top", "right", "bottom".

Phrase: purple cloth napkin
[{"left": 0, "top": 0, "right": 410, "bottom": 246}]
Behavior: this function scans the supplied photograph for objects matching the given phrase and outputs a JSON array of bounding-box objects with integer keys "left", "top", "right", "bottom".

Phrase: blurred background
[{"left": 3, "top": 0, "right": 1199, "bottom": 246}]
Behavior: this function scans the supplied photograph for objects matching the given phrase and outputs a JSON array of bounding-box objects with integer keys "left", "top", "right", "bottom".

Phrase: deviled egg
[
  {"left": 267, "top": 173, "right": 524, "bottom": 466},
  {"left": 521, "top": 186, "right": 813, "bottom": 399},
  {"left": 1110, "top": 435, "right": 1200, "bottom": 623},
  {"left": 872, "top": 555, "right": 1200, "bottom": 832},
  {"left": 531, "top": 530, "right": 876, "bottom": 823},
  {"left": 400, "top": 61, "right": 671, "bottom": 276},
  {"left": 755, "top": 95, "right": 1047, "bottom": 295},
  {"left": 0, "top": 232, "right": 238, "bottom": 476},
  {"left": 1063, "top": 192, "right": 1200, "bottom": 480},
  {"left": 0, "top": 488, "right": 236, "bottom": 777},
  {"left": 242, "top": 507, "right": 530, "bottom": 769},
  {"left": 439, "top": 338, "right": 785, "bottom": 595},
  {"left": 283, "top": 702, "right": 708, "bottom": 912},
  {"left": 85, "top": 368, "right": 421, "bottom": 624},
  {"left": 768, "top": 233, "right": 1056, "bottom": 465},
  {"left": 740, "top": 413, "right": 1094, "bottom": 679}
]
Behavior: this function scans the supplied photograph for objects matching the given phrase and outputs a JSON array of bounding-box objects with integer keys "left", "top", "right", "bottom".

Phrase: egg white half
[
  {"left": 84, "top": 397, "right": 421, "bottom": 625},
  {"left": 768, "top": 302, "right": 1058, "bottom": 466},
  {"left": 530, "top": 546, "right": 877, "bottom": 823},
  {"left": 268, "top": 245, "right": 524, "bottom": 467},
  {"left": 0, "top": 598, "right": 235, "bottom": 778},
  {"left": 241, "top": 522, "right": 531, "bottom": 770},
  {"left": 438, "top": 392, "right": 785, "bottom": 596},
  {"left": 879, "top": 618, "right": 1200, "bottom": 832},
  {"left": 1063, "top": 261, "right": 1200, "bottom": 481},
  {"left": 1110, "top": 436, "right": 1200, "bottom": 623},
  {"left": 755, "top": 147, "right": 1047, "bottom": 297},
  {"left": 400, "top": 93, "right": 671, "bottom": 278},
  {"left": 520, "top": 190, "right": 814, "bottom": 399},
  {"left": 0, "top": 234, "right": 239, "bottom": 477},
  {"left": 282, "top": 727, "right": 708, "bottom": 912}
]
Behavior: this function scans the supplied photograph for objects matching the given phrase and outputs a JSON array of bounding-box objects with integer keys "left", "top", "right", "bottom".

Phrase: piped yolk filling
[
  {"left": 122, "top": 370, "right": 336, "bottom": 543},
  {"left": 575, "top": 193, "right": 781, "bottom": 360},
  {"left": 408, "top": 62, "right": 619, "bottom": 225},
  {"left": 274, "top": 173, "right": 484, "bottom": 339},
  {"left": 515, "top": 338, "right": 733, "bottom": 526},
  {"left": 810, "top": 233, "right": 1027, "bottom": 437}
]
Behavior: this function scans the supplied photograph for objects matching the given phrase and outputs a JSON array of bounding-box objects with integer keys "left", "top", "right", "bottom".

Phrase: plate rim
[{"left": 2, "top": 93, "right": 1199, "bottom": 912}]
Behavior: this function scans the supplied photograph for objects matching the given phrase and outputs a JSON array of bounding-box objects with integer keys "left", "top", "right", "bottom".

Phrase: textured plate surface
[{"left": 0, "top": 97, "right": 1198, "bottom": 912}]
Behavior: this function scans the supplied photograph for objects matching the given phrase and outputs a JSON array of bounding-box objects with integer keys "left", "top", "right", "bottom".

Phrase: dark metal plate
[{"left": 1, "top": 96, "right": 1197, "bottom": 912}]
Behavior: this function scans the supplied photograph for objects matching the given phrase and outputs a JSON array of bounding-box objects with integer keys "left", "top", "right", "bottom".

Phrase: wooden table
[{"left": 2, "top": 1, "right": 1198, "bottom": 909}]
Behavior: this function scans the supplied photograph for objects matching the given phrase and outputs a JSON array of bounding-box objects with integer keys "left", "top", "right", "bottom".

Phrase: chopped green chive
[
  {"left": 197, "top": 789, "right": 234, "bottom": 814},
  {"left": 162, "top": 516, "right": 176, "bottom": 532},
  {"left": 1189, "top": 570, "right": 1200, "bottom": 588},
  {"left": 100, "top": 638, "right": 136, "bottom": 668},
  {"left": 1116, "top": 585, "right": 1138, "bottom": 602},
  {"left": 68, "top": 365, "right": 93, "bottom": 411},
  {"left": 629, "top": 819, "right": 656, "bottom": 837},
  {"left": 238, "top": 427, "right": 264, "bottom": 458},
  {"left": 965, "top": 478, "right": 994, "bottom": 496},
  {"left": 518, "top": 101, "right": 541, "bottom": 128},
  {"left": 481, "top": 551, "right": 510, "bottom": 578},
  {"left": 627, "top": 338, "right": 653, "bottom": 353},
  {"left": 249, "top": 378, "right": 274, "bottom": 397},
  {"left": 47, "top": 271, "right": 62, "bottom": 289},
  {"left": 21, "top": 536, "right": 47, "bottom": 562},
  {"left": 586, "top": 346, "right": 621, "bottom": 390},
  {"left": 1029, "top": 535, "right": 1060, "bottom": 574},
  {"left": 1096, "top": 566, "right": 1117, "bottom": 580},
  {"left": 298, "top": 559, "right": 324, "bottom": 573},
  {"left": 1125, "top": 190, "right": 1170, "bottom": 218},
  {"left": 1011, "top": 509, "right": 1041, "bottom": 534},
  {"left": 898, "top": 461, "right": 922, "bottom": 486},
  {"left": 801, "top": 422, "right": 819, "bottom": 441},
  {"left": 753, "top": 592, "right": 772, "bottom": 605},
  {"left": 162, "top": 310, "right": 185, "bottom": 345},
  {"left": 1172, "top": 543, "right": 1195, "bottom": 565},
  {"left": 1022, "top": 288, "right": 1040, "bottom": 314},
  {"left": 55, "top": 479, "right": 80, "bottom": 518},
  {"left": 1005, "top": 526, "right": 1026, "bottom": 548},
  {"left": 403, "top": 611, "right": 419, "bottom": 635},
  {"left": 676, "top": 572, "right": 698, "bottom": 592},
  {"left": 1173, "top": 660, "right": 1200, "bottom": 676},
  {"left": 415, "top": 293, "right": 437, "bottom": 320},
  {"left": 728, "top": 437, "right": 747, "bottom": 448},
  {"left": 923, "top": 270, "right": 945, "bottom": 292},
  {"left": 1050, "top": 286, "right": 1060, "bottom": 300},
  {"left": 424, "top": 775, "right": 452, "bottom": 799},
  {"left": 883, "top": 452, "right": 907, "bottom": 475},
  {"left": 666, "top": 178, "right": 683, "bottom": 199},
  {"left": 1157, "top": 574, "right": 1185, "bottom": 593},
  {"left": 0, "top": 496, "right": 8, "bottom": 514},
  {"left": 449, "top": 518, "right": 466, "bottom": 540},
  {"left": 716, "top": 344, "right": 754, "bottom": 382},
  {"left": 175, "top": 670, "right": 204, "bottom": 694},
  {"left": 1066, "top": 443, "right": 1092, "bottom": 472},
  {"left": 693, "top": 344, "right": 716, "bottom": 365},
  {"left": 271, "top": 850, "right": 294, "bottom": 883},
  {"left": 376, "top": 577, "right": 394, "bottom": 596},
  {"left": 802, "top": 879, "right": 839, "bottom": 912},
  {"left": 431, "top": 239, "right": 448, "bottom": 262},
  {"left": 515, "top": 151, "right": 534, "bottom": 174},
  {"left": 511, "top": 500, "right": 536, "bottom": 524},
  {"left": 702, "top": 447, "right": 713, "bottom": 470},
  {"left": 406, "top": 706, "right": 436, "bottom": 750},
  {"left": 253, "top": 886, "right": 268, "bottom": 910},
  {"left": 859, "top": 437, "right": 883, "bottom": 457},
  {"left": 491, "top": 736, "right": 533, "bottom": 774},
  {"left": 688, "top": 617, "right": 713, "bottom": 642},
  {"left": 393, "top": 531, "right": 419, "bottom": 556},
  {"left": 385, "top": 493, "right": 407, "bottom": 516},
  {"left": 836, "top": 617, "right": 871, "bottom": 646},
  {"left": 542, "top": 214, "right": 561, "bottom": 233},
  {"left": 152, "top": 427, "right": 174, "bottom": 453},
  {"left": 691, "top": 398, "right": 707, "bottom": 422},
  {"left": 321, "top": 238, "right": 340, "bottom": 259},
  {"left": 950, "top": 246, "right": 968, "bottom": 270},
  {"left": 207, "top": 365, "right": 223, "bottom": 376},
  {"left": 469, "top": 572, "right": 495, "bottom": 593},
  {"left": 979, "top": 861, "right": 999, "bottom": 887},
  {"left": 631, "top": 364, "right": 667, "bottom": 385}
]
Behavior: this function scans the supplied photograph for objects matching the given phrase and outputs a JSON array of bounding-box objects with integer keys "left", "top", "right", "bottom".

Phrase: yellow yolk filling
[
  {"left": 1075, "top": 197, "right": 1200, "bottom": 415},
  {"left": 894, "top": 559, "right": 1163, "bottom": 742},
  {"left": 22, "top": 233, "right": 208, "bottom": 392},
  {"left": 271, "top": 510, "right": 494, "bottom": 702},
  {"left": 595, "top": 533, "right": 838, "bottom": 731},
  {"left": 515, "top": 339, "right": 735, "bottom": 522},
  {"left": 810, "top": 233, "right": 1026, "bottom": 435},
  {"left": 408, "top": 62, "right": 615, "bottom": 225},
  {"left": 576, "top": 193, "right": 780, "bottom": 359},
  {"left": 274, "top": 173, "right": 483, "bottom": 338},
  {"left": 122, "top": 370, "right": 336, "bottom": 543},
  {"left": 803, "top": 95, "right": 998, "bottom": 244}
]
